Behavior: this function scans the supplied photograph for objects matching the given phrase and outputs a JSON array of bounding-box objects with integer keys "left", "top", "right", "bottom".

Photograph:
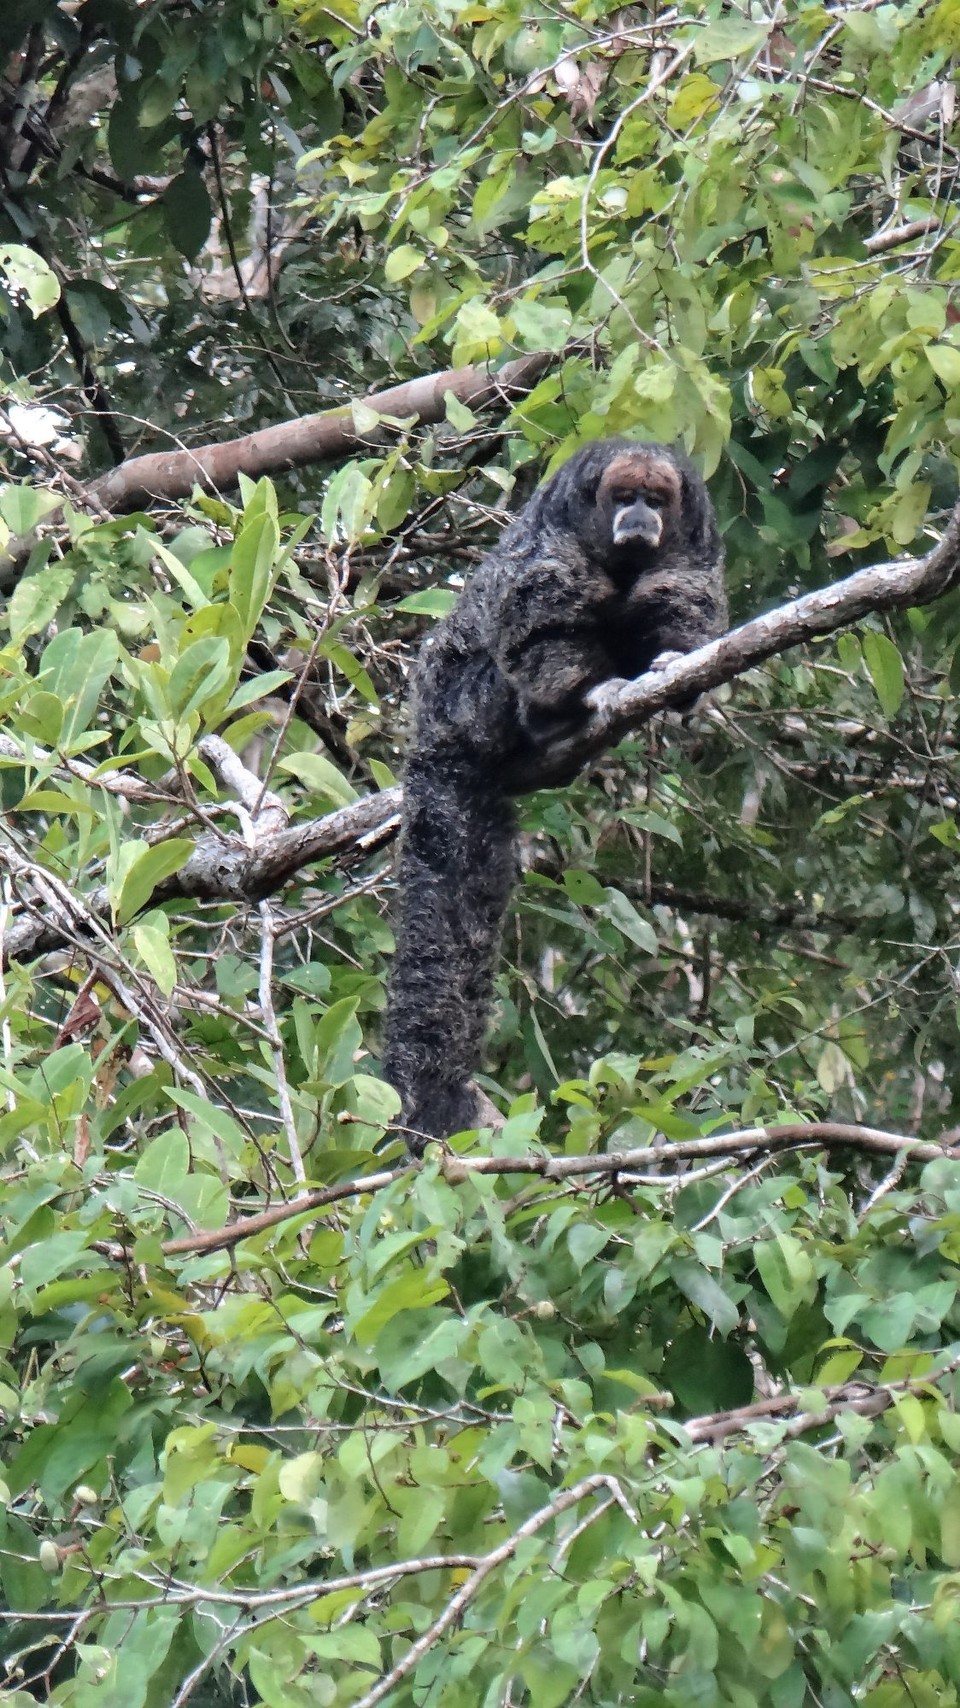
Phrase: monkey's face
[
  {"left": 593, "top": 451, "right": 681, "bottom": 564},
  {"left": 556, "top": 445, "right": 684, "bottom": 573}
]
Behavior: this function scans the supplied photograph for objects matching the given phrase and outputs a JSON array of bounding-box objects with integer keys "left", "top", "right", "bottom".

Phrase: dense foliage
[{"left": 2, "top": 0, "right": 960, "bottom": 1703}]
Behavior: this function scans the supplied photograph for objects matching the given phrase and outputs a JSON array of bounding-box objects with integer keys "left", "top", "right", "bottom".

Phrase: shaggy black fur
[{"left": 382, "top": 439, "right": 727, "bottom": 1149}]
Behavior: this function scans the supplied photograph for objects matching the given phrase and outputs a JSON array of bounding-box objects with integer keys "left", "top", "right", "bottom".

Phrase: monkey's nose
[{"left": 613, "top": 502, "right": 662, "bottom": 547}]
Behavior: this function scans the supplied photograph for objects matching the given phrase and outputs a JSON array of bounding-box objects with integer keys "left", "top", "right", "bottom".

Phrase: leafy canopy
[{"left": 1, "top": 1, "right": 960, "bottom": 1704}]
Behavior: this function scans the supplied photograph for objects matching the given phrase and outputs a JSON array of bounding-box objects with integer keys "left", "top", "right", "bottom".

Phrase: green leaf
[
  {"left": 223, "top": 668, "right": 293, "bottom": 714},
  {"left": 754, "top": 1233, "right": 816, "bottom": 1320},
  {"left": 395, "top": 589, "right": 458, "bottom": 615},
  {"left": 114, "top": 839, "right": 193, "bottom": 925},
  {"left": 9, "top": 561, "right": 74, "bottom": 644},
  {"left": 564, "top": 868, "right": 608, "bottom": 906},
  {"left": 163, "top": 165, "right": 213, "bottom": 260},
  {"left": 313, "top": 996, "right": 363, "bottom": 1087},
  {"left": 135, "top": 1126, "right": 189, "bottom": 1193},
  {"left": 385, "top": 243, "right": 424, "bottom": 282},
  {"left": 164, "top": 1088, "right": 249, "bottom": 1166},
  {"left": 890, "top": 480, "right": 930, "bottom": 546},
  {"left": 351, "top": 400, "right": 381, "bottom": 435},
  {"left": 816, "top": 1039, "right": 848, "bottom": 1093},
  {"left": 277, "top": 751, "right": 358, "bottom": 807},
  {"left": 352, "top": 1271, "right": 449, "bottom": 1343},
  {"left": 40, "top": 627, "right": 119, "bottom": 748},
  {"left": 509, "top": 297, "right": 571, "bottom": 352},
  {"left": 168, "top": 636, "right": 234, "bottom": 722},
  {"left": 132, "top": 912, "right": 178, "bottom": 996},
  {"left": 20, "top": 1230, "right": 100, "bottom": 1297},
  {"left": 0, "top": 484, "right": 62, "bottom": 534},
  {"left": 172, "top": 1171, "right": 229, "bottom": 1231},
  {"left": 321, "top": 462, "right": 375, "bottom": 545},
  {"left": 939, "top": 1481, "right": 960, "bottom": 1566},
  {"left": 444, "top": 390, "right": 477, "bottom": 431},
  {"left": 862, "top": 629, "right": 905, "bottom": 719},
  {"left": 664, "top": 1328, "right": 754, "bottom": 1413},
  {"left": 152, "top": 538, "right": 210, "bottom": 609},
  {"left": 0, "top": 244, "right": 60, "bottom": 316},
  {"left": 230, "top": 510, "right": 281, "bottom": 634},
  {"left": 323, "top": 640, "right": 379, "bottom": 706},
  {"left": 601, "top": 888, "right": 658, "bottom": 954},
  {"left": 692, "top": 18, "right": 769, "bottom": 61},
  {"left": 926, "top": 344, "right": 960, "bottom": 389},
  {"left": 670, "top": 1259, "right": 740, "bottom": 1336},
  {"left": 451, "top": 297, "right": 503, "bottom": 364},
  {"left": 567, "top": 1222, "right": 609, "bottom": 1271}
]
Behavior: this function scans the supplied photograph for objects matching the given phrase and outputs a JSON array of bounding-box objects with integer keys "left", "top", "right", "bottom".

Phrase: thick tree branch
[
  {"left": 863, "top": 215, "right": 940, "bottom": 254},
  {"left": 641, "top": 880, "right": 857, "bottom": 932},
  {"left": 84, "top": 351, "right": 553, "bottom": 512},
  {"left": 0, "top": 351, "right": 554, "bottom": 581},
  {"left": 684, "top": 1353, "right": 960, "bottom": 1445},
  {"left": 0, "top": 783, "right": 402, "bottom": 964}
]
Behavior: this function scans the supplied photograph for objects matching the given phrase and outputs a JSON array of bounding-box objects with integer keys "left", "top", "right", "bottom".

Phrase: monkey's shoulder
[{"left": 455, "top": 528, "right": 618, "bottom": 631}]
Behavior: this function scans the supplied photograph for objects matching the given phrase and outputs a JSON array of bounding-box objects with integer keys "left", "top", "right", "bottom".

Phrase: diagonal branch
[
  {"left": 569, "top": 497, "right": 960, "bottom": 770},
  {"left": 3, "top": 497, "right": 960, "bottom": 964},
  {"left": 683, "top": 1353, "right": 960, "bottom": 1445},
  {"left": 347, "top": 1475, "right": 635, "bottom": 1708},
  {"left": 0, "top": 784, "right": 402, "bottom": 964},
  {"left": 84, "top": 352, "right": 553, "bottom": 512},
  {"left": 0, "top": 351, "right": 554, "bottom": 581}
]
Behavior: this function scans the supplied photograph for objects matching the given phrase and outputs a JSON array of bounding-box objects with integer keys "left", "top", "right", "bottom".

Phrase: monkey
[{"left": 381, "top": 438, "right": 727, "bottom": 1151}]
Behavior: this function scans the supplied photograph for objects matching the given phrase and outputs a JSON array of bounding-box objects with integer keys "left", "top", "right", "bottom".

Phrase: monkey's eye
[{"left": 643, "top": 492, "right": 664, "bottom": 510}]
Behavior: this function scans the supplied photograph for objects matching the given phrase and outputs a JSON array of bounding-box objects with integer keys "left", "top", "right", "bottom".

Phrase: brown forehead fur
[{"left": 598, "top": 453, "right": 680, "bottom": 504}]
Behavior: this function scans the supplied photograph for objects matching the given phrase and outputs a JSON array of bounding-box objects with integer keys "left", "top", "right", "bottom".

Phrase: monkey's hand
[
  {"left": 650, "top": 647, "right": 708, "bottom": 717},
  {"left": 586, "top": 651, "right": 696, "bottom": 730},
  {"left": 584, "top": 675, "right": 633, "bottom": 730}
]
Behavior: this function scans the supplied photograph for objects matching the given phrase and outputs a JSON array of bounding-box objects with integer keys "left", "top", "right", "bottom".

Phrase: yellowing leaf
[
  {"left": 384, "top": 243, "right": 424, "bottom": 282},
  {"left": 351, "top": 400, "right": 381, "bottom": 435},
  {"left": 927, "top": 343, "right": 960, "bottom": 389},
  {"left": 278, "top": 751, "right": 357, "bottom": 807}
]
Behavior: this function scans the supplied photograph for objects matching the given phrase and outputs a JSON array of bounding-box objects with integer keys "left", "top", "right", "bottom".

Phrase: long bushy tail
[{"left": 382, "top": 753, "right": 517, "bottom": 1149}]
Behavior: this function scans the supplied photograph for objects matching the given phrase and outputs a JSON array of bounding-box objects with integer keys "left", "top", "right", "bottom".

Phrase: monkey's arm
[
  {"left": 493, "top": 562, "right": 612, "bottom": 719},
  {"left": 622, "top": 558, "right": 728, "bottom": 659}
]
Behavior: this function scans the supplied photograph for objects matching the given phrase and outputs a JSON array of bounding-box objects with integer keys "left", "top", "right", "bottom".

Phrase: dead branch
[
  {"left": 0, "top": 350, "right": 553, "bottom": 578},
  {"left": 863, "top": 216, "right": 940, "bottom": 254}
]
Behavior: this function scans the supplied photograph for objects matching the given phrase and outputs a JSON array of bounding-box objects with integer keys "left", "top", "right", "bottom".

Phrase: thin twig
[{"left": 349, "top": 1476, "right": 635, "bottom": 1708}]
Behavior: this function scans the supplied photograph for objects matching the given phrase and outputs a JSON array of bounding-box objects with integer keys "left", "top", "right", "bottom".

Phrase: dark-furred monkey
[{"left": 383, "top": 439, "right": 726, "bottom": 1149}]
